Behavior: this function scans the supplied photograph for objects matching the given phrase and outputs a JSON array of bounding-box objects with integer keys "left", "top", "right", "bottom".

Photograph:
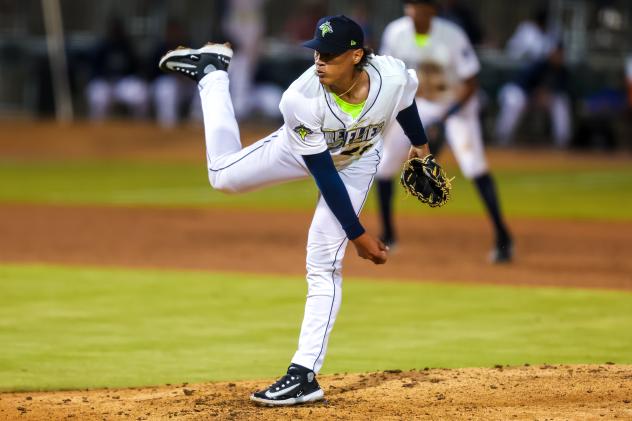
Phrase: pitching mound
[{"left": 1, "top": 365, "right": 631, "bottom": 420}]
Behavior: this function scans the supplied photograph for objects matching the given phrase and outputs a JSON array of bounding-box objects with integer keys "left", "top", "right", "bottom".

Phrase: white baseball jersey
[
  {"left": 381, "top": 16, "right": 479, "bottom": 104},
  {"left": 377, "top": 16, "right": 489, "bottom": 180},
  {"left": 279, "top": 54, "right": 418, "bottom": 169}
]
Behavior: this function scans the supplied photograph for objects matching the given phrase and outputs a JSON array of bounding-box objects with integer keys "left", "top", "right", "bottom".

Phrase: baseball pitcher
[{"left": 159, "top": 15, "right": 446, "bottom": 406}]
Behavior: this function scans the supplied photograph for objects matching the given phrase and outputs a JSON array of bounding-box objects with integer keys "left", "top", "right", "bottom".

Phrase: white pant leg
[
  {"left": 550, "top": 93, "right": 571, "bottom": 148},
  {"left": 200, "top": 71, "right": 241, "bottom": 160},
  {"left": 495, "top": 83, "right": 528, "bottom": 146},
  {"left": 113, "top": 76, "right": 150, "bottom": 119},
  {"left": 376, "top": 122, "right": 413, "bottom": 179},
  {"left": 292, "top": 149, "right": 381, "bottom": 373},
  {"left": 378, "top": 97, "right": 488, "bottom": 180},
  {"left": 376, "top": 98, "right": 443, "bottom": 179},
  {"left": 198, "top": 71, "right": 308, "bottom": 193},
  {"left": 86, "top": 79, "right": 112, "bottom": 121},
  {"left": 445, "top": 99, "right": 489, "bottom": 179}
]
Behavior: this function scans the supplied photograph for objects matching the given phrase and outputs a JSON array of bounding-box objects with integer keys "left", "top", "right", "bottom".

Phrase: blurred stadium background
[{"left": 1, "top": 0, "right": 631, "bottom": 148}]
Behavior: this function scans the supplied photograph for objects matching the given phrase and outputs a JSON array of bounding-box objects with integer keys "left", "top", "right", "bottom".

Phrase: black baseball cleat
[
  {"left": 250, "top": 364, "right": 324, "bottom": 406},
  {"left": 490, "top": 237, "right": 513, "bottom": 264},
  {"left": 158, "top": 43, "right": 232, "bottom": 82}
]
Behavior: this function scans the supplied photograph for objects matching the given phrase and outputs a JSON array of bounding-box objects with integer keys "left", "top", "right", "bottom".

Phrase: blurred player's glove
[{"left": 400, "top": 154, "right": 453, "bottom": 207}]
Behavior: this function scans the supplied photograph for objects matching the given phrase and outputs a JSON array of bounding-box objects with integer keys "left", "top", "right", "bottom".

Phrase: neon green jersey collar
[
  {"left": 332, "top": 93, "right": 366, "bottom": 119},
  {"left": 415, "top": 33, "right": 430, "bottom": 47}
]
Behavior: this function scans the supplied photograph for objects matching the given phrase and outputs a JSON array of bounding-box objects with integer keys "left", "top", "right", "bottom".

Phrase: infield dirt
[
  {"left": 0, "top": 204, "right": 631, "bottom": 290},
  {"left": 1, "top": 364, "right": 631, "bottom": 420}
]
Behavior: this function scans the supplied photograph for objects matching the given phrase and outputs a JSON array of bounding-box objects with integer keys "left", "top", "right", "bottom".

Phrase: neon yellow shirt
[
  {"left": 415, "top": 33, "right": 430, "bottom": 47},
  {"left": 332, "top": 94, "right": 366, "bottom": 119}
]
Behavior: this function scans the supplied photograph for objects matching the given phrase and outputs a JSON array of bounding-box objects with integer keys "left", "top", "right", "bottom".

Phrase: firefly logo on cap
[{"left": 319, "top": 21, "right": 334, "bottom": 37}]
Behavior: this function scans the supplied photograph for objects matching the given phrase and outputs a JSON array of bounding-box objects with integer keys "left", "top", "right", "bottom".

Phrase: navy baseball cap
[{"left": 302, "top": 15, "right": 364, "bottom": 55}]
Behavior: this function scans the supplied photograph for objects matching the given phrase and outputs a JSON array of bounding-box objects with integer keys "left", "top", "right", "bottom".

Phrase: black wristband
[{"left": 396, "top": 101, "right": 428, "bottom": 146}]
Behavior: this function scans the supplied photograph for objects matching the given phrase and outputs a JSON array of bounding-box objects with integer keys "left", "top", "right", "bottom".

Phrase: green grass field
[
  {"left": 1, "top": 155, "right": 631, "bottom": 392},
  {"left": 1, "top": 264, "right": 631, "bottom": 392},
  {"left": 1, "top": 160, "right": 631, "bottom": 219}
]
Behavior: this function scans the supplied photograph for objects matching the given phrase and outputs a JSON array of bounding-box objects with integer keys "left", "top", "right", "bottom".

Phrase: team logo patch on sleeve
[
  {"left": 319, "top": 21, "right": 333, "bottom": 37},
  {"left": 293, "top": 124, "right": 313, "bottom": 140}
]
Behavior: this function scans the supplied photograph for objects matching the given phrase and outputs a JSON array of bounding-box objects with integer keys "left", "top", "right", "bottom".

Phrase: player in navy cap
[{"left": 159, "top": 14, "right": 436, "bottom": 406}]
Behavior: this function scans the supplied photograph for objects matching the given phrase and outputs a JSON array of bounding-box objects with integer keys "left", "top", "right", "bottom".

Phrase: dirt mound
[
  {"left": 1, "top": 365, "right": 630, "bottom": 420},
  {"left": 1, "top": 204, "right": 631, "bottom": 289}
]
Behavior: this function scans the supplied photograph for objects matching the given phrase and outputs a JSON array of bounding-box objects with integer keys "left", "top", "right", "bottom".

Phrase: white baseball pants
[
  {"left": 377, "top": 96, "right": 488, "bottom": 180},
  {"left": 199, "top": 71, "right": 381, "bottom": 372}
]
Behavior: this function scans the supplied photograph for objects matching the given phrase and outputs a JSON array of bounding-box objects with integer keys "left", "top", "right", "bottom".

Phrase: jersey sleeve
[
  {"left": 279, "top": 89, "right": 327, "bottom": 156},
  {"left": 396, "top": 68, "right": 419, "bottom": 113},
  {"left": 452, "top": 28, "right": 480, "bottom": 80}
]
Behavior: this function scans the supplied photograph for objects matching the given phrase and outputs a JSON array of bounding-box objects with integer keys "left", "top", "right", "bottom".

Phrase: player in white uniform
[
  {"left": 159, "top": 15, "right": 433, "bottom": 406},
  {"left": 377, "top": 0, "right": 513, "bottom": 262}
]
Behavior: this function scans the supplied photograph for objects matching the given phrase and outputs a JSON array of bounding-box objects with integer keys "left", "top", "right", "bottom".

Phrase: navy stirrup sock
[
  {"left": 474, "top": 173, "right": 510, "bottom": 244},
  {"left": 376, "top": 178, "right": 396, "bottom": 242}
]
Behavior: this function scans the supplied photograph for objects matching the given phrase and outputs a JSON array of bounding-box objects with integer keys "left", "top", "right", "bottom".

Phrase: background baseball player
[
  {"left": 159, "top": 15, "right": 437, "bottom": 406},
  {"left": 377, "top": 0, "right": 513, "bottom": 262}
]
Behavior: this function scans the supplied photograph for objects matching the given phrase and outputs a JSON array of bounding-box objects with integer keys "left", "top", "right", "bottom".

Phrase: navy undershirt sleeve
[
  {"left": 396, "top": 101, "right": 429, "bottom": 146},
  {"left": 302, "top": 151, "right": 365, "bottom": 240}
]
